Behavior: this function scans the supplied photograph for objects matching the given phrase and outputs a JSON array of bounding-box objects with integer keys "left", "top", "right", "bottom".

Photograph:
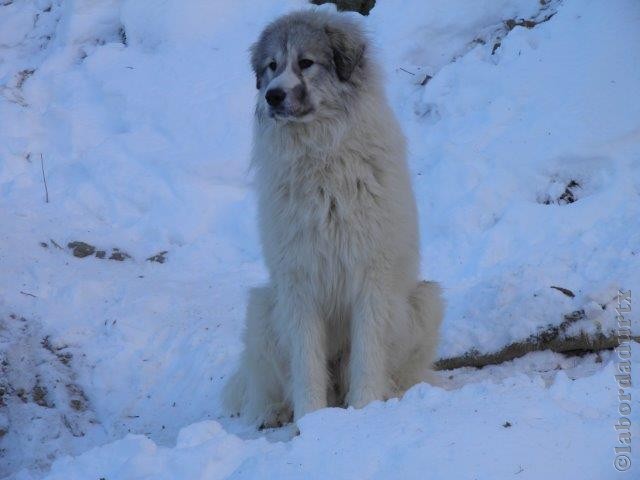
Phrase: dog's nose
[{"left": 265, "top": 88, "right": 286, "bottom": 107}]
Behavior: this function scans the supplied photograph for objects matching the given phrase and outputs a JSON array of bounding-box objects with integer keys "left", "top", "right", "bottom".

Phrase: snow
[
  {"left": 1, "top": 0, "right": 639, "bottom": 478},
  {"left": 38, "top": 351, "right": 640, "bottom": 480},
  {"left": 374, "top": 0, "right": 640, "bottom": 356}
]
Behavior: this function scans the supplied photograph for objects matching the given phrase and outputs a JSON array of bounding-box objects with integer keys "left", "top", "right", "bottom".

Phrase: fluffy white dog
[{"left": 223, "top": 10, "right": 443, "bottom": 428}]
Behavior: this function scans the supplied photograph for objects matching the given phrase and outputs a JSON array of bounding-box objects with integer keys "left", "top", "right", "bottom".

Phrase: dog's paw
[{"left": 258, "top": 404, "right": 293, "bottom": 430}]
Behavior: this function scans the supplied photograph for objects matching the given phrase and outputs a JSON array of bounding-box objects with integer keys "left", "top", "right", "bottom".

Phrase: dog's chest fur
[{"left": 258, "top": 144, "right": 388, "bottom": 277}]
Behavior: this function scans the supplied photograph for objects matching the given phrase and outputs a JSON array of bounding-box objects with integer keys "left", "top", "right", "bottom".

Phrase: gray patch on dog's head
[
  {"left": 250, "top": 10, "right": 369, "bottom": 123},
  {"left": 323, "top": 23, "right": 365, "bottom": 82},
  {"left": 251, "top": 11, "right": 367, "bottom": 86}
]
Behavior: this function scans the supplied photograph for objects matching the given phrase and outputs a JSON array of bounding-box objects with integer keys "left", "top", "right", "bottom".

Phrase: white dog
[{"left": 223, "top": 9, "right": 443, "bottom": 428}]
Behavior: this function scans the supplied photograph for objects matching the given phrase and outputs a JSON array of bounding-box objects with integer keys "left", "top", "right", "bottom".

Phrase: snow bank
[
  {"left": 40, "top": 351, "right": 635, "bottom": 480},
  {"left": 371, "top": 0, "right": 640, "bottom": 356},
  {"left": 1, "top": 0, "right": 304, "bottom": 474}
]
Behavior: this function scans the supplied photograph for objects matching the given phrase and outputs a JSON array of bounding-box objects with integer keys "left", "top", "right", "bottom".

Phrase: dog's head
[{"left": 251, "top": 10, "right": 367, "bottom": 123}]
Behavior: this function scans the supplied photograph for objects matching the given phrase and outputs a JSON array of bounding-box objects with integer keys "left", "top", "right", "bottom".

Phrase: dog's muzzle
[
  {"left": 264, "top": 84, "right": 313, "bottom": 120},
  {"left": 265, "top": 88, "right": 286, "bottom": 107}
]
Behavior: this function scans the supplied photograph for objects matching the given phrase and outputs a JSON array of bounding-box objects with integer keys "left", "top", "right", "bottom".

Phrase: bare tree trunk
[{"left": 310, "top": 0, "right": 376, "bottom": 16}]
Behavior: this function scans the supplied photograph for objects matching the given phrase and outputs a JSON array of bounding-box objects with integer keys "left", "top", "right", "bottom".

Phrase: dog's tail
[
  {"left": 410, "top": 281, "right": 444, "bottom": 334},
  {"left": 408, "top": 280, "right": 444, "bottom": 384}
]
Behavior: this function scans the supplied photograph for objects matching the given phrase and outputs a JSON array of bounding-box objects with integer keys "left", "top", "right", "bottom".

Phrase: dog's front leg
[
  {"left": 347, "top": 279, "right": 390, "bottom": 408},
  {"left": 275, "top": 281, "right": 328, "bottom": 420}
]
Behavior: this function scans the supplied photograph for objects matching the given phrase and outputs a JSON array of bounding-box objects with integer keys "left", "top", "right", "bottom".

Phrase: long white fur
[{"left": 223, "top": 10, "right": 444, "bottom": 427}]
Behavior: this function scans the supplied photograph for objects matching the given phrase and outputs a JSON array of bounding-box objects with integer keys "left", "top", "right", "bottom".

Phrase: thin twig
[
  {"left": 40, "top": 153, "right": 49, "bottom": 203},
  {"left": 20, "top": 291, "right": 37, "bottom": 298},
  {"left": 398, "top": 67, "right": 415, "bottom": 76}
]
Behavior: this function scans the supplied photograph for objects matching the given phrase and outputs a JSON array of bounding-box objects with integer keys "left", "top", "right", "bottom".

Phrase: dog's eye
[
  {"left": 298, "top": 59, "right": 314, "bottom": 70},
  {"left": 268, "top": 61, "right": 277, "bottom": 71}
]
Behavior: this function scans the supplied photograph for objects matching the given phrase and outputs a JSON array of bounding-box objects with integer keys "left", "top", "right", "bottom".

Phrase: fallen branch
[
  {"left": 435, "top": 308, "right": 637, "bottom": 370},
  {"left": 435, "top": 332, "right": 639, "bottom": 371}
]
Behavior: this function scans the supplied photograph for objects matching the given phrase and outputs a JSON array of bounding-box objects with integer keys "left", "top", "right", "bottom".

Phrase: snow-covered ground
[{"left": 1, "top": 0, "right": 638, "bottom": 478}]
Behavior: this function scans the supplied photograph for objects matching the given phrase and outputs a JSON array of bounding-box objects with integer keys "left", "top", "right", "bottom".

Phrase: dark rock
[
  {"left": 67, "top": 241, "right": 96, "bottom": 258},
  {"left": 147, "top": 250, "right": 168, "bottom": 264},
  {"left": 109, "top": 248, "right": 131, "bottom": 261}
]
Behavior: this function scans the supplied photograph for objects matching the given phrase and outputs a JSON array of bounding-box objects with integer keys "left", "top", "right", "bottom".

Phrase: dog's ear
[
  {"left": 249, "top": 42, "right": 262, "bottom": 90},
  {"left": 324, "top": 25, "right": 365, "bottom": 82}
]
